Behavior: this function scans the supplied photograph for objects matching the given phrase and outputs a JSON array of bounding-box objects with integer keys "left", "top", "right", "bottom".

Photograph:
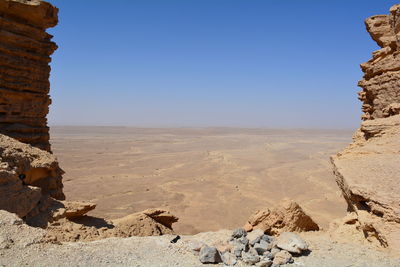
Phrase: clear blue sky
[{"left": 47, "top": 0, "right": 397, "bottom": 128}]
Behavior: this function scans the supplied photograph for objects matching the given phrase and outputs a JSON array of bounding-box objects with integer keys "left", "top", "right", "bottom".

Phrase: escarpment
[
  {"left": 0, "top": 0, "right": 58, "bottom": 152},
  {"left": 332, "top": 4, "right": 400, "bottom": 253}
]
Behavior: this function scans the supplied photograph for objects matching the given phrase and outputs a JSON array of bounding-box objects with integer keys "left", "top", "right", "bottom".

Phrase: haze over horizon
[{"left": 48, "top": 0, "right": 398, "bottom": 128}]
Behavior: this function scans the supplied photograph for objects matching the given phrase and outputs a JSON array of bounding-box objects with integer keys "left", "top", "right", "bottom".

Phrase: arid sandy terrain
[{"left": 50, "top": 126, "right": 351, "bottom": 234}]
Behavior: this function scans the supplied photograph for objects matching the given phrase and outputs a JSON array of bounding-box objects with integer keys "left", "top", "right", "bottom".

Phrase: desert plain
[{"left": 50, "top": 126, "right": 351, "bottom": 234}]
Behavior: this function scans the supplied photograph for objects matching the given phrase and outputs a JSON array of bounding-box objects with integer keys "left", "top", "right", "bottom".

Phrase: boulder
[
  {"left": 0, "top": 134, "right": 65, "bottom": 225},
  {"left": 244, "top": 200, "right": 319, "bottom": 235},
  {"left": 275, "top": 232, "right": 308, "bottom": 254},
  {"left": 112, "top": 209, "right": 178, "bottom": 237}
]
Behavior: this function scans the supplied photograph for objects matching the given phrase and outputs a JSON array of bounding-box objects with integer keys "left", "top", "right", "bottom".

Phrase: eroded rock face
[
  {"left": 359, "top": 5, "right": 400, "bottom": 120},
  {"left": 243, "top": 200, "right": 319, "bottom": 235},
  {"left": 0, "top": 0, "right": 58, "bottom": 152},
  {"left": 331, "top": 4, "right": 400, "bottom": 253},
  {"left": 0, "top": 133, "right": 65, "bottom": 220}
]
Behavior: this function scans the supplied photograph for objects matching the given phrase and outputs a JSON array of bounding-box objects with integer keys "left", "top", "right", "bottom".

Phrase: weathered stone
[
  {"left": 254, "top": 240, "right": 271, "bottom": 255},
  {"left": 0, "top": 134, "right": 65, "bottom": 224},
  {"left": 112, "top": 209, "right": 178, "bottom": 237},
  {"left": 199, "top": 246, "right": 222, "bottom": 264},
  {"left": 248, "top": 229, "right": 265, "bottom": 246},
  {"left": 331, "top": 4, "right": 400, "bottom": 254},
  {"left": 221, "top": 252, "right": 237, "bottom": 266},
  {"left": 232, "top": 242, "right": 247, "bottom": 258},
  {"left": 263, "top": 252, "right": 274, "bottom": 260},
  {"left": 261, "top": 234, "right": 273, "bottom": 243},
  {"left": 0, "top": 0, "right": 58, "bottom": 152},
  {"left": 275, "top": 232, "right": 308, "bottom": 254},
  {"left": 241, "top": 248, "right": 260, "bottom": 265},
  {"left": 232, "top": 228, "right": 247, "bottom": 239},
  {"left": 272, "top": 250, "right": 293, "bottom": 265},
  {"left": 245, "top": 200, "right": 319, "bottom": 235},
  {"left": 270, "top": 247, "right": 281, "bottom": 257},
  {"left": 236, "top": 236, "right": 249, "bottom": 246}
]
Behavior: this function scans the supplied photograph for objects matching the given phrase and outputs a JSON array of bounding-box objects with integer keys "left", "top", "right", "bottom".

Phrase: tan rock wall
[
  {"left": 0, "top": 0, "right": 58, "bottom": 151},
  {"left": 358, "top": 5, "right": 400, "bottom": 120},
  {"left": 332, "top": 5, "right": 400, "bottom": 253}
]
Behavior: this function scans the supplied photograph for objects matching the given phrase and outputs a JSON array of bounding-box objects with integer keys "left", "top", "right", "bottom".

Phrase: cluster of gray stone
[{"left": 199, "top": 229, "right": 309, "bottom": 266}]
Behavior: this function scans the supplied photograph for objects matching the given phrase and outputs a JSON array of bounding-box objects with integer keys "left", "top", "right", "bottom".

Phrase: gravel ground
[{"left": 1, "top": 229, "right": 399, "bottom": 267}]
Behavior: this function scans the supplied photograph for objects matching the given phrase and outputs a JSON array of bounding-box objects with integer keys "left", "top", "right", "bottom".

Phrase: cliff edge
[{"left": 331, "top": 4, "right": 400, "bottom": 253}]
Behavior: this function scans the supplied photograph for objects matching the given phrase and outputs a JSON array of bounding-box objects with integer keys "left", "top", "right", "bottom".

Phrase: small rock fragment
[
  {"left": 199, "top": 246, "right": 223, "bottom": 264},
  {"left": 276, "top": 232, "right": 308, "bottom": 254},
  {"left": 232, "top": 228, "right": 247, "bottom": 239},
  {"left": 261, "top": 234, "right": 273, "bottom": 243},
  {"left": 242, "top": 248, "right": 260, "bottom": 265},
  {"left": 248, "top": 229, "right": 264, "bottom": 245},
  {"left": 236, "top": 236, "right": 249, "bottom": 246},
  {"left": 270, "top": 247, "right": 281, "bottom": 256},
  {"left": 254, "top": 240, "right": 270, "bottom": 255},
  {"left": 221, "top": 252, "right": 237, "bottom": 266},
  {"left": 263, "top": 252, "right": 274, "bottom": 260},
  {"left": 272, "top": 250, "right": 293, "bottom": 265},
  {"left": 232, "top": 243, "right": 247, "bottom": 258}
]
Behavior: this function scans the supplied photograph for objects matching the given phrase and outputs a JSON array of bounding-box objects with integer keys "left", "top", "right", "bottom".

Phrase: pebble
[
  {"left": 270, "top": 247, "right": 281, "bottom": 256},
  {"left": 254, "top": 240, "right": 270, "bottom": 255},
  {"left": 236, "top": 236, "right": 249, "bottom": 246},
  {"left": 273, "top": 250, "right": 293, "bottom": 265},
  {"left": 242, "top": 248, "right": 260, "bottom": 265},
  {"left": 276, "top": 232, "right": 309, "bottom": 254},
  {"left": 248, "top": 229, "right": 264, "bottom": 245},
  {"left": 263, "top": 252, "right": 274, "bottom": 260},
  {"left": 199, "top": 246, "right": 222, "bottom": 264},
  {"left": 232, "top": 228, "right": 247, "bottom": 239},
  {"left": 261, "top": 234, "right": 273, "bottom": 243},
  {"left": 221, "top": 252, "right": 237, "bottom": 266},
  {"left": 232, "top": 243, "right": 247, "bottom": 258}
]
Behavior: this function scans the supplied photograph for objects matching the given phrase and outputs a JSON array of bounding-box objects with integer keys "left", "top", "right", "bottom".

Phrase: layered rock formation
[
  {"left": 0, "top": 0, "right": 58, "bottom": 151},
  {"left": 243, "top": 201, "right": 319, "bottom": 235},
  {"left": 359, "top": 4, "right": 400, "bottom": 120},
  {"left": 331, "top": 4, "right": 400, "bottom": 253},
  {"left": 0, "top": 133, "right": 65, "bottom": 221}
]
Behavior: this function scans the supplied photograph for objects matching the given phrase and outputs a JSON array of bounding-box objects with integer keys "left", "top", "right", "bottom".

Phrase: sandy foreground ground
[{"left": 50, "top": 126, "right": 351, "bottom": 235}]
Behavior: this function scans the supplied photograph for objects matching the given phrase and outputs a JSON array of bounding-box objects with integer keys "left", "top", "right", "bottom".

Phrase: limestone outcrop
[
  {"left": 45, "top": 208, "right": 179, "bottom": 242},
  {"left": 358, "top": 4, "right": 400, "bottom": 120},
  {"left": 0, "top": 133, "right": 65, "bottom": 218},
  {"left": 243, "top": 201, "right": 319, "bottom": 235},
  {"left": 331, "top": 4, "right": 400, "bottom": 253},
  {"left": 0, "top": 0, "right": 58, "bottom": 151}
]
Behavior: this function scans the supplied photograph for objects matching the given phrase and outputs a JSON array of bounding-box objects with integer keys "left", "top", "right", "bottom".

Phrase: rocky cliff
[
  {"left": 0, "top": 0, "right": 58, "bottom": 152},
  {"left": 332, "top": 4, "right": 400, "bottom": 253}
]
